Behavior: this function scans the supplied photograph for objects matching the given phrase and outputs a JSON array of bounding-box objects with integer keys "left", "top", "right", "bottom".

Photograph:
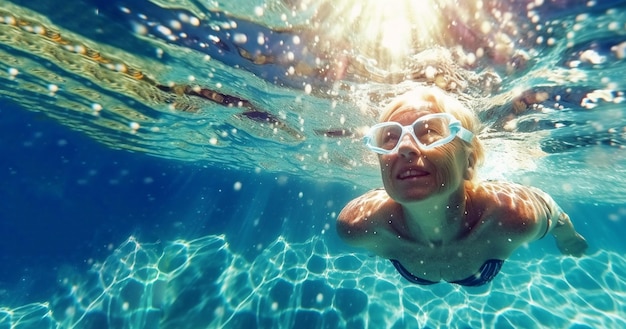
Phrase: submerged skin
[{"left": 337, "top": 87, "right": 587, "bottom": 283}]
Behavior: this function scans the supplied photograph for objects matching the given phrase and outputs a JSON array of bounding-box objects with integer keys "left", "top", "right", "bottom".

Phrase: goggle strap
[{"left": 457, "top": 128, "right": 474, "bottom": 143}]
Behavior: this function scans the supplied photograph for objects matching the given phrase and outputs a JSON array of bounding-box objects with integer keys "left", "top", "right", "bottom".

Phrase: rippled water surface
[
  {"left": 2, "top": 0, "right": 626, "bottom": 200},
  {"left": 1, "top": 0, "right": 626, "bottom": 328}
]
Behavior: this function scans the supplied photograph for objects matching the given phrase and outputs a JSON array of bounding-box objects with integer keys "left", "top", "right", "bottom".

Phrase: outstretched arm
[
  {"left": 482, "top": 182, "right": 588, "bottom": 257},
  {"left": 536, "top": 190, "right": 588, "bottom": 257},
  {"left": 547, "top": 211, "right": 588, "bottom": 257}
]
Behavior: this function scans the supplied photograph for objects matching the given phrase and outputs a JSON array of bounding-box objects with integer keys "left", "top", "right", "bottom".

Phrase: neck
[{"left": 401, "top": 186, "right": 468, "bottom": 246}]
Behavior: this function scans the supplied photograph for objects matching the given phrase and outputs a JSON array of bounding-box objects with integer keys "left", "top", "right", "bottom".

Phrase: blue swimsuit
[{"left": 390, "top": 259, "right": 504, "bottom": 286}]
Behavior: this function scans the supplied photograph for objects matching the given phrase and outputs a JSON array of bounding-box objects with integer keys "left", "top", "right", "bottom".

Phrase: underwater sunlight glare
[{"left": 317, "top": 0, "right": 448, "bottom": 69}]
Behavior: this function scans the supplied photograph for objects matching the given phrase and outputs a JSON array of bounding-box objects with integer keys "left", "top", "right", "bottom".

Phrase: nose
[{"left": 397, "top": 133, "right": 421, "bottom": 158}]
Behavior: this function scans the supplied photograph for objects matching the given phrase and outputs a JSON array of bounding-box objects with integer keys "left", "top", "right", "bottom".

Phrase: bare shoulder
[
  {"left": 337, "top": 189, "right": 397, "bottom": 246},
  {"left": 470, "top": 181, "right": 551, "bottom": 239}
]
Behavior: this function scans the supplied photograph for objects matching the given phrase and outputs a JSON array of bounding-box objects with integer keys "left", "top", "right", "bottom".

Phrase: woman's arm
[
  {"left": 524, "top": 186, "right": 588, "bottom": 257},
  {"left": 481, "top": 182, "right": 588, "bottom": 257},
  {"left": 543, "top": 205, "right": 588, "bottom": 257}
]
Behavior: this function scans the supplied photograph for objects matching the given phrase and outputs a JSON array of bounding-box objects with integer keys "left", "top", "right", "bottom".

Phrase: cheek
[
  {"left": 378, "top": 155, "right": 393, "bottom": 172},
  {"left": 429, "top": 147, "right": 464, "bottom": 184},
  {"left": 434, "top": 162, "right": 455, "bottom": 186}
]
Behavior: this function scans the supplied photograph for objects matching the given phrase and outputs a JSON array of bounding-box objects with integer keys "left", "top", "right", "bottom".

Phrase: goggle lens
[{"left": 364, "top": 113, "right": 473, "bottom": 154}]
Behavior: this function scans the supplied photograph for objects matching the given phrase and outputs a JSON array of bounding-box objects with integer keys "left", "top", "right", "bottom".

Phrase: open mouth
[{"left": 397, "top": 169, "right": 429, "bottom": 180}]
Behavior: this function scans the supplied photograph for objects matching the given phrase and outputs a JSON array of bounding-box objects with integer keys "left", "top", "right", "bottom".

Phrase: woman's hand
[
  {"left": 555, "top": 232, "right": 588, "bottom": 257},
  {"left": 552, "top": 213, "right": 588, "bottom": 257}
]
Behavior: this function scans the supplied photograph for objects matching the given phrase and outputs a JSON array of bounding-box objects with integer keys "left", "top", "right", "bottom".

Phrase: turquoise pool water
[{"left": 1, "top": 0, "right": 625, "bottom": 328}]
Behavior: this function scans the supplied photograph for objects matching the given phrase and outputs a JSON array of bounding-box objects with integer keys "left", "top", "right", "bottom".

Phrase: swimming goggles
[{"left": 363, "top": 113, "right": 474, "bottom": 154}]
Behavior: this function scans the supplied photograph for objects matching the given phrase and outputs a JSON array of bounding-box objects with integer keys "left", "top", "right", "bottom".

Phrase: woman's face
[{"left": 378, "top": 106, "right": 470, "bottom": 204}]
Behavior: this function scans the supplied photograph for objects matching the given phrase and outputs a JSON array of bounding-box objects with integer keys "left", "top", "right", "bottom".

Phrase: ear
[{"left": 464, "top": 151, "right": 477, "bottom": 180}]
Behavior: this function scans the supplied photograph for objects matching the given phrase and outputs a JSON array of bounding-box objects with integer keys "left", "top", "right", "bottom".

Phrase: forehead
[{"left": 387, "top": 103, "right": 434, "bottom": 123}]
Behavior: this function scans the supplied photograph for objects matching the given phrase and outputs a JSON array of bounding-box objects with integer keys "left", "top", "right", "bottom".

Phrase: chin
[{"left": 387, "top": 188, "right": 434, "bottom": 204}]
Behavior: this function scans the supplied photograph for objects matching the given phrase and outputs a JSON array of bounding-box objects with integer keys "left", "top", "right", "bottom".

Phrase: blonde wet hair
[{"left": 379, "top": 86, "right": 485, "bottom": 176}]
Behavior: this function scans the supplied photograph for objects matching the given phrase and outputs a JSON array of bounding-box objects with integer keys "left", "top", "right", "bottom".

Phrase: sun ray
[{"left": 310, "top": 0, "right": 457, "bottom": 70}]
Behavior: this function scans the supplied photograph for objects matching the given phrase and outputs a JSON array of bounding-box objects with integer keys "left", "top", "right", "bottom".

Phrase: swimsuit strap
[
  {"left": 390, "top": 259, "right": 504, "bottom": 287},
  {"left": 449, "top": 259, "right": 504, "bottom": 287},
  {"left": 390, "top": 259, "right": 438, "bottom": 285}
]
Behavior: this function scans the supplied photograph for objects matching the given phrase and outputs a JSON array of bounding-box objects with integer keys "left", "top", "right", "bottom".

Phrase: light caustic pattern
[{"left": 1, "top": 235, "right": 625, "bottom": 329}]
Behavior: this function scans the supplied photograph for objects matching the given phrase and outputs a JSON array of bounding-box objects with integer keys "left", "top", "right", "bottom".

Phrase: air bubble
[{"left": 233, "top": 33, "right": 247, "bottom": 44}]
